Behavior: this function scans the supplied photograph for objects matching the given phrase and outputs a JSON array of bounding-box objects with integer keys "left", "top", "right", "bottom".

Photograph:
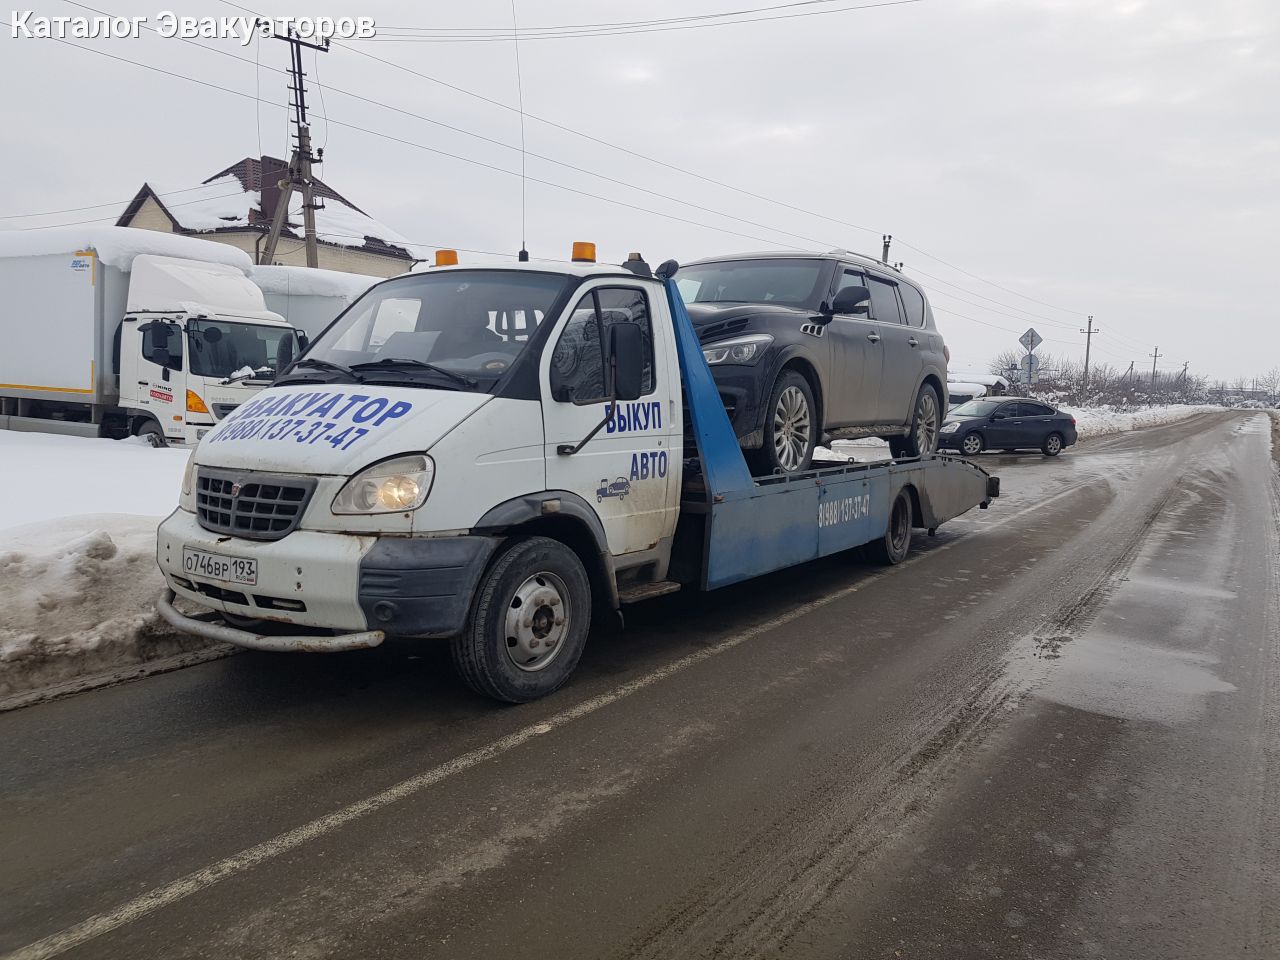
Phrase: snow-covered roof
[
  {"left": 946, "top": 381, "right": 988, "bottom": 397},
  {"left": 0, "top": 225, "right": 253, "bottom": 271},
  {"left": 126, "top": 255, "right": 269, "bottom": 317},
  {"left": 949, "top": 372, "right": 1010, "bottom": 389},
  {"left": 250, "top": 265, "right": 382, "bottom": 300},
  {"left": 123, "top": 157, "right": 428, "bottom": 262}
]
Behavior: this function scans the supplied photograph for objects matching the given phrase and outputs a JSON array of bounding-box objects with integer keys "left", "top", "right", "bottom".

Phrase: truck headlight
[
  {"left": 702, "top": 333, "right": 773, "bottom": 365},
  {"left": 181, "top": 451, "right": 197, "bottom": 497},
  {"left": 939, "top": 422, "right": 960, "bottom": 434},
  {"left": 332, "top": 455, "right": 434, "bottom": 514}
]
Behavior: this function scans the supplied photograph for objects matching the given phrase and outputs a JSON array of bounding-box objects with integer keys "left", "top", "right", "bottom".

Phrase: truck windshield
[
  {"left": 187, "top": 320, "right": 301, "bottom": 381},
  {"left": 296, "top": 271, "right": 570, "bottom": 390},
  {"left": 676, "top": 259, "right": 827, "bottom": 308}
]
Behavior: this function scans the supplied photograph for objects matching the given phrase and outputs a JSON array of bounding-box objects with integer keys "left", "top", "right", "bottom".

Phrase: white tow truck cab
[
  {"left": 0, "top": 227, "right": 305, "bottom": 446},
  {"left": 157, "top": 246, "right": 998, "bottom": 701}
]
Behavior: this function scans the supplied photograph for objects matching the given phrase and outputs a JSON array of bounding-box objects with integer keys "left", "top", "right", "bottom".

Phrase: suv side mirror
[
  {"left": 609, "top": 323, "right": 644, "bottom": 402},
  {"left": 830, "top": 286, "right": 870, "bottom": 316}
]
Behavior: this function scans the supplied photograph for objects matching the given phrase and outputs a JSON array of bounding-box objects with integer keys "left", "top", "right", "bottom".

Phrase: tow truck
[{"left": 156, "top": 245, "right": 999, "bottom": 702}]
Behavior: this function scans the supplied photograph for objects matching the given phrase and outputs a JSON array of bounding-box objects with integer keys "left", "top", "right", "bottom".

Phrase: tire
[
  {"left": 451, "top": 537, "right": 592, "bottom": 703},
  {"left": 134, "top": 419, "right": 167, "bottom": 448},
  {"left": 748, "top": 369, "right": 817, "bottom": 475},
  {"left": 959, "top": 432, "right": 984, "bottom": 456},
  {"left": 1042, "top": 432, "right": 1064, "bottom": 457},
  {"left": 866, "top": 489, "right": 913, "bottom": 565},
  {"left": 890, "top": 383, "right": 942, "bottom": 459}
]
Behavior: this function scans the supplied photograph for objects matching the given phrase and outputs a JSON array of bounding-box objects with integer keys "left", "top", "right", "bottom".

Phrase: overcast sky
[{"left": 2, "top": 0, "right": 1277, "bottom": 380}]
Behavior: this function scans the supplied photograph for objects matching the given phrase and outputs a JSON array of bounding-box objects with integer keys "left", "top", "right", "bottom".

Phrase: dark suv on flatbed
[{"left": 677, "top": 251, "right": 949, "bottom": 474}]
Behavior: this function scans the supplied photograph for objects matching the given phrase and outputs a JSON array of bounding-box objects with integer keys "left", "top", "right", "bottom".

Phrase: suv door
[
  {"left": 825, "top": 267, "right": 880, "bottom": 425},
  {"left": 865, "top": 275, "right": 922, "bottom": 423}
]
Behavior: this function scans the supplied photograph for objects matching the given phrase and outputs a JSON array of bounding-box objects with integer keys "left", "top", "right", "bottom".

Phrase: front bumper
[
  {"left": 156, "top": 590, "right": 385, "bottom": 652},
  {"left": 157, "top": 509, "right": 499, "bottom": 641}
]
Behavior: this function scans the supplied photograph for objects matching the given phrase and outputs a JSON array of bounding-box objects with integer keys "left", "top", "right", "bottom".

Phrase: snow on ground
[
  {"left": 0, "top": 433, "right": 220, "bottom": 706},
  {"left": 1058, "top": 403, "right": 1224, "bottom": 440}
]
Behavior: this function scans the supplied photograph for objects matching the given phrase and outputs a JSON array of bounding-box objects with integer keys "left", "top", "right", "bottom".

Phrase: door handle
[
  {"left": 137, "top": 381, "right": 149, "bottom": 386},
  {"left": 866, "top": 332, "right": 881, "bottom": 343},
  {"left": 907, "top": 337, "right": 919, "bottom": 347}
]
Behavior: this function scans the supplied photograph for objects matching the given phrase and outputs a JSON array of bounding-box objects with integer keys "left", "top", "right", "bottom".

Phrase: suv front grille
[{"left": 196, "top": 468, "right": 316, "bottom": 541}]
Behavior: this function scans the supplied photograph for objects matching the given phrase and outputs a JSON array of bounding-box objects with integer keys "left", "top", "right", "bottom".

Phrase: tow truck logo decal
[
  {"left": 629, "top": 450, "right": 669, "bottom": 480},
  {"left": 205, "top": 390, "right": 414, "bottom": 450},
  {"left": 597, "top": 477, "right": 631, "bottom": 502}
]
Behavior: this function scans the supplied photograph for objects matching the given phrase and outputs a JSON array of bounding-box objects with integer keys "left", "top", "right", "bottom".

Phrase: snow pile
[
  {"left": 1058, "top": 403, "right": 1224, "bottom": 440},
  {"left": 155, "top": 176, "right": 258, "bottom": 231},
  {"left": 0, "top": 225, "right": 253, "bottom": 271},
  {"left": 0, "top": 433, "right": 224, "bottom": 706}
]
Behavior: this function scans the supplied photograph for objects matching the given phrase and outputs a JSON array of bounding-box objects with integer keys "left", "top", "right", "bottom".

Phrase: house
[{"left": 116, "top": 156, "right": 421, "bottom": 278}]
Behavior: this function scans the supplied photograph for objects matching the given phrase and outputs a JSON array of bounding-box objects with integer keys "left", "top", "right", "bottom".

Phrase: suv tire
[
  {"left": 889, "top": 384, "right": 941, "bottom": 459},
  {"left": 749, "top": 370, "right": 817, "bottom": 475}
]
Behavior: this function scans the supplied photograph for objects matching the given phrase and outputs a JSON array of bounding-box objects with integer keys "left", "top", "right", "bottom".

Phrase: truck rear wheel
[
  {"left": 451, "top": 536, "right": 592, "bottom": 703},
  {"left": 866, "top": 489, "right": 913, "bottom": 565}
]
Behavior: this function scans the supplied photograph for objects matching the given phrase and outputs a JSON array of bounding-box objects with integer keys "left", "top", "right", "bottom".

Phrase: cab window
[
  {"left": 142, "top": 321, "right": 182, "bottom": 371},
  {"left": 550, "top": 286, "right": 655, "bottom": 403}
]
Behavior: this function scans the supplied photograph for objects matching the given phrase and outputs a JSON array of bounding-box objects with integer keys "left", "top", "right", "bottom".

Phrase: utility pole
[
  {"left": 1180, "top": 362, "right": 1189, "bottom": 383},
  {"left": 1149, "top": 346, "right": 1161, "bottom": 406},
  {"left": 261, "top": 26, "right": 329, "bottom": 268},
  {"left": 1125, "top": 361, "right": 1134, "bottom": 382},
  {"left": 1079, "top": 316, "right": 1098, "bottom": 389},
  {"left": 881, "top": 235, "right": 892, "bottom": 264}
]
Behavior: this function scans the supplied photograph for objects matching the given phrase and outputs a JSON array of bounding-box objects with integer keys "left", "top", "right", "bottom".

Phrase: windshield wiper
[
  {"left": 351, "top": 357, "right": 478, "bottom": 388},
  {"left": 287, "top": 357, "right": 365, "bottom": 382}
]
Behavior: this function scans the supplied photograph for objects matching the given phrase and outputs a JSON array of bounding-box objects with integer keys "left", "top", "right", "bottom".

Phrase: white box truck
[
  {"left": 250, "top": 264, "right": 380, "bottom": 339},
  {"left": 0, "top": 227, "right": 305, "bottom": 446}
]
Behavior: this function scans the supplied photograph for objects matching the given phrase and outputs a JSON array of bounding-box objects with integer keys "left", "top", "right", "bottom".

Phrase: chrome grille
[
  {"left": 212, "top": 403, "right": 240, "bottom": 420},
  {"left": 196, "top": 468, "right": 316, "bottom": 541}
]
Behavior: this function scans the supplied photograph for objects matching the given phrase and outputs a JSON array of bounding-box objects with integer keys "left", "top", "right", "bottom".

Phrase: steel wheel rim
[
  {"left": 962, "top": 434, "right": 982, "bottom": 454},
  {"left": 773, "top": 385, "right": 811, "bottom": 471},
  {"left": 503, "top": 571, "right": 570, "bottom": 673},
  {"left": 916, "top": 390, "right": 938, "bottom": 453},
  {"left": 1047, "top": 435, "right": 1061, "bottom": 453},
  {"left": 889, "top": 497, "right": 910, "bottom": 554}
]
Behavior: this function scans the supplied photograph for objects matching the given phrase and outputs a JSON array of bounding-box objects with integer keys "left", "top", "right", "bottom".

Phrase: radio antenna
[{"left": 511, "top": 0, "right": 529, "bottom": 262}]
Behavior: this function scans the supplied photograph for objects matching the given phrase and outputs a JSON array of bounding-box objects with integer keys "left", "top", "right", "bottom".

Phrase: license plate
[{"left": 182, "top": 547, "right": 257, "bottom": 586}]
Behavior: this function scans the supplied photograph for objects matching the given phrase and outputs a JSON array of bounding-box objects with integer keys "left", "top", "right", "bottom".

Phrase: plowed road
[{"left": 2, "top": 411, "right": 1276, "bottom": 959}]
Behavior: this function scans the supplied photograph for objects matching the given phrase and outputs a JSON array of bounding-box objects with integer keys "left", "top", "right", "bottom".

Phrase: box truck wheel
[
  {"left": 451, "top": 537, "right": 591, "bottom": 703},
  {"left": 134, "top": 419, "right": 167, "bottom": 448},
  {"left": 866, "top": 489, "right": 913, "bottom": 565}
]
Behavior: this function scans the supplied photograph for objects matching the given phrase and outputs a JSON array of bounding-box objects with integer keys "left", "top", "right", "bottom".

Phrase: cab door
[
  {"left": 123, "top": 315, "right": 185, "bottom": 434},
  {"left": 541, "top": 283, "right": 680, "bottom": 557}
]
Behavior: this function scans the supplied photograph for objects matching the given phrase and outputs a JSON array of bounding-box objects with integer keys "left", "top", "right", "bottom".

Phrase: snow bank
[
  {"left": 0, "top": 433, "right": 226, "bottom": 707},
  {"left": 1058, "top": 403, "right": 1224, "bottom": 440},
  {"left": 0, "top": 517, "right": 229, "bottom": 705},
  {"left": 0, "top": 225, "right": 253, "bottom": 272}
]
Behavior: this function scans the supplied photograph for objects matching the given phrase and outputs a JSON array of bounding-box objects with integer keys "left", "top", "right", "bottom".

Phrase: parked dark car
[
  {"left": 938, "top": 398, "right": 1078, "bottom": 456},
  {"left": 677, "top": 251, "right": 949, "bottom": 474}
]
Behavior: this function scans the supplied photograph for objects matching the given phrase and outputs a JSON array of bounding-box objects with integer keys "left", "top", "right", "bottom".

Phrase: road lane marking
[{"left": 3, "top": 482, "right": 1089, "bottom": 960}]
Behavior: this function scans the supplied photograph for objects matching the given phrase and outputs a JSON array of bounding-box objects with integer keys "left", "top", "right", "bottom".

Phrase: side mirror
[
  {"left": 991, "top": 412, "right": 1006, "bottom": 420},
  {"left": 296, "top": 331, "right": 309, "bottom": 351},
  {"left": 151, "top": 346, "right": 171, "bottom": 368},
  {"left": 276, "top": 336, "right": 295, "bottom": 372},
  {"left": 609, "top": 323, "right": 644, "bottom": 402},
  {"left": 830, "top": 286, "right": 871, "bottom": 316},
  {"left": 201, "top": 326, "right": 223, "bottom": 343}
]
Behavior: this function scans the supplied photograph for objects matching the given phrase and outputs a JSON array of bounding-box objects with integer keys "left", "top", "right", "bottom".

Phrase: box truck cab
[
  {"left": 120, "top": 256, "right": 304, "bottom": 445},
  {"left": 0, "top": 228, "right": 305, "bottom": 446},
  {"left": 157, "top": 248, "right": 996, "bottom": 702}
]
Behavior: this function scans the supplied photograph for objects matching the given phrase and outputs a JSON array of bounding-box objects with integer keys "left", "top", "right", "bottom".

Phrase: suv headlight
[
  {"left": 939, "top": 422, "right": 960, "bottom": 434},
  {"left": 702, "top": 333, "right": 774, "bottom": 365},
  {"left": 332, "top": 455, "right": 434, "bottom": 514}
]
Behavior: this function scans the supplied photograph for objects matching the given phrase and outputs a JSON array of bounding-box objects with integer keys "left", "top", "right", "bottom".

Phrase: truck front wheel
[
  {"left": 451, "top": 537, "right": 592, "bottom": 703},
  {"left": 134, "top": 419, "right": 167, "bottom": 447}
]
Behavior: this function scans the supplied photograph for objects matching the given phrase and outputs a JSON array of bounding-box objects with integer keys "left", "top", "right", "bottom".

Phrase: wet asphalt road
[{"left": 2, "top": 411, "right": 1277, "bottom": 960}]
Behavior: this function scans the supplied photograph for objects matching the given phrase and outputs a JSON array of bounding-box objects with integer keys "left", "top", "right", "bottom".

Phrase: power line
[
  {"left": 0, "top": 182, "right": 222, "bottom": 220},
  {"left": 364, "top": 0, "right": 926, "bottom": 42},
  {"left": 8, "top": 191, "right": 251, "bottom": 231}
]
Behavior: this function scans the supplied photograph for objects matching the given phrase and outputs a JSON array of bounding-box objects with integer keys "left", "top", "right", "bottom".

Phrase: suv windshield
[
  {"left": 293, "top": 271, "right": 570, "bottom": 390},
  {"left": 949, "top": 399, "right": 1006, "bottom": 418},
  {"left": 187, "top": 320, "right": 301, "bottom": 380},
  {"left": 676, "top": 258, "right": 827, "bottom": 308}
]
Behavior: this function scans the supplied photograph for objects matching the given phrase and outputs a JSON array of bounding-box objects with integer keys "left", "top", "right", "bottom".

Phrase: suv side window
[
  {"left": 550, "top": 286, "right": 655, "bottom": 403},
  {"left": 867, "top": 277, "right": 904, "bottom": 324},
  {"left": 899, "top": 283, "right": 926, "bottom": 327}
]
